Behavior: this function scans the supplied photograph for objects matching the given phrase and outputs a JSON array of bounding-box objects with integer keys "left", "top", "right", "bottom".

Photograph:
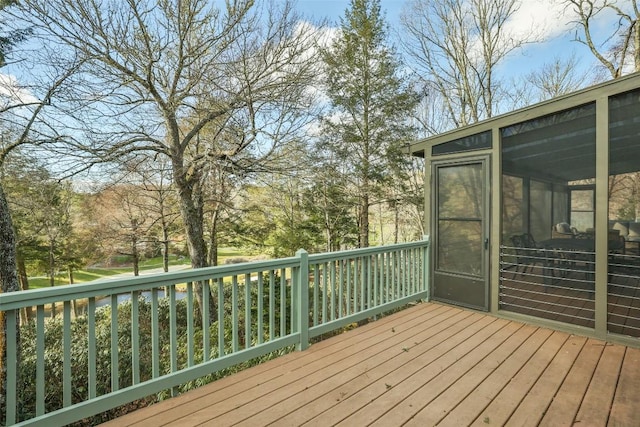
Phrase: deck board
[
  {"left": 239, "top": 306, "right": 469, "bottom": 426},
  {"left": 103, "top": 302, "right": 640, "bottom": 427},
  {"left": 436, "top": 327, "right": 553, "bottom": 426},
  {"left": 609, "top": 346, "right": 640, "bottom": 426},
  {"left": 538, "top": 338, "right": 604, "bottom": 427},
  {"left": 575, "top": 343, "right": 626, "bottom": 426},
  {"left": 334, "top": 317, "right": 511, "bottom": 426},
  {"left": 506, "top": 334, "right": 587, "bottom": 426},
  {"left": 398, "top": 322, "right": 534, "bottom": 426}
]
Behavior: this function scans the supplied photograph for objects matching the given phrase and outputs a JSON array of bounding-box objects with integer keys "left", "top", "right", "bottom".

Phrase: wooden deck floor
[{"left": 105, "top": 303, "right": 640, "bottom": 427}]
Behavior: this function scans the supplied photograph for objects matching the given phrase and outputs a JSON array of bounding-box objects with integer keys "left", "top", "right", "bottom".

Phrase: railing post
[
  {"left": 295, "top": 249, "right": 310, "bottom": 351},
  {"left": 5, "top": 309, "right": 18, "bottom": 425},
  {"left": 423, "top": 235, "right": 430, "bottom": 302}
]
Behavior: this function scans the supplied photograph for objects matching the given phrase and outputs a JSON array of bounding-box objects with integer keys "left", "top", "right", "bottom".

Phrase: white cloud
[
  {"left": 507, "top": 0, "right": 571, "bottom": 41},
  {"left": 0, "top": 73, "right": 39, "bottom": 109}
]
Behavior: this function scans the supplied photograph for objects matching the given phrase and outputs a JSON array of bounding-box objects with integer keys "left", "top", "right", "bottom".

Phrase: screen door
[{"left": 432, "top": 158, "right": 490, "bottom": 311}]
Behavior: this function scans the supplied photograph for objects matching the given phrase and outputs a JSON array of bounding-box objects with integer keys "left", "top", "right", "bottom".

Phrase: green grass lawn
[{"left": 26, "top": 248, "right": 252, "bottom": 290}]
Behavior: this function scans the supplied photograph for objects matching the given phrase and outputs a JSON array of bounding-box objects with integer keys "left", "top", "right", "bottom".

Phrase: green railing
[{"left": 0, "top": 238, "right": 430, "bottom": 426}]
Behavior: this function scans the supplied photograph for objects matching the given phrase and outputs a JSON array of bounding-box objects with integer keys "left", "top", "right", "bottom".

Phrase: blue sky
[
  {"left": 293, "top": 0, "right": 602, "bottom": 82},
  {"left": 295, "top": 0, "right": 405, "bottom": 24}
]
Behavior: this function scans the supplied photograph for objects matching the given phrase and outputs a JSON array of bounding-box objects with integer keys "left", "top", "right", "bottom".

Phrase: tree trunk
[
  {"left": 0, "top": 184, "right": 20, "bottom": 416},
  {"left": 172, "top": 159, "right": 216, "bottom": 324},
  {"left": 49, "top": 240, "right": 56, "bottom": 317},
  {"left": 132, "top": 237, "right": 139, "bottom": 277},
  {"left": 360, "top": 193, "right": 370, "bottom": 248},
  {"left": 17, "top": 255, "right": 31, "bottom": 322},
  {"left": 394, "top": 199, "right": 399, "bottom": 244},
  {"left": 208, "top": 209, "right": 219, "bottom": 267},
  {"left": 68, "top": 266, "right": 79, "bottom": 317},
  {"left": 162, "top": 226, "right": 169, "bottom": 273},
  {"left": 358, "top": 193, "right": 370, "bottom": 326},
  {"left": 378, "top": 202, "right": 385, "bottom": 246}
]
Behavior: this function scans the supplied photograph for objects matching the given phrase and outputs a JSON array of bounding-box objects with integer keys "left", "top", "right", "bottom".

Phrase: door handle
[{"left": 484, "top": 238, "right": 489, "bottom": 250}]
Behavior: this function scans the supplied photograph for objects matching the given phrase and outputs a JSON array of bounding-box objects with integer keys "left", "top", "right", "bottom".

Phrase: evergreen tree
[
  {"left": 0, "top": 0, "right": 24, "bottom": 66},
  {"left": 0, "top": 0, "right": 21, "bottom": 415},
  {"left": 320, "top": 0, "right": 418, "bottom": 248}
]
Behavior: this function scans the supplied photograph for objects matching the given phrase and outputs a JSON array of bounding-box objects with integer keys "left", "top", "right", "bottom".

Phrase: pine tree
[
  {"left": 320, "top": 0, "right": 418, "bottom": 248},
  {"left": 0, "top": 0, "right": 28, "bottom": 66}
]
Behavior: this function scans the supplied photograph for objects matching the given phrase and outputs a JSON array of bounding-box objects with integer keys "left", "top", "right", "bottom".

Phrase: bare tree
[
  {"left": 526, "top": 53, "right": 593, "bottom": 102},
  {"left": 1, "top": 1, "right": 81, "bottom": 414},
  {"left": 13, "top": 0, "right": 319, "bottom": 313},
  {"left": 118, "top": 156, "right": 182, "bottom": 272},
  {"left": 563, "top": 0, "right": 640, "bottom": 78},
  {"left": 401, "top": 0, "right": 537, "bottom": 127},
  {"left": 92, "top": 184, "right": 154, "bottom": 276}
]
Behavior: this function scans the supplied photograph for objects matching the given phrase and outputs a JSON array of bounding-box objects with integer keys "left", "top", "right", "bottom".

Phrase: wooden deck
[{"left": 105, "top": 303, "right": 640, "bottom": 427}]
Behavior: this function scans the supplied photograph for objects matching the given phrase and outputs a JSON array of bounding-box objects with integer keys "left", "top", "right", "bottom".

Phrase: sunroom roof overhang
[{"left": 408, "top": 72, "right": 640, "bottom": 183}]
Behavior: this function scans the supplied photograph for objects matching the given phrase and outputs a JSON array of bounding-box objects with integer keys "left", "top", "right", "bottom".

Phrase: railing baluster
[
  {"left": 399, "top": 250, "right": 404, "bottom": 297},
  {"left": 169, "top": 286, "right": 177, "bottom": 374},
  {"left": 402, "top": 250, "right": 407, "bottom": 297},
  {"left": 354, "top": 258, "right": 360, "bottom": 313},
  {"left": 390, "top": 252, "right": 394, "bottom": 298},
  {"left": 131, "top": 291, "right": 140, "bottom": 385},
  {"left": 401, "top": 250, "right": 405, "bottom": 296},
  {"left": 187, "top": 283, "right": 194, "bottom": 367},
  {"left": 384, "top": 253, "right": 389, "bottom": 302},
  {"left": 322, "top": 262, "right": 328, "bottom": 323},
  {"left": 280, "top": 268, "right": 286, "bottom": 336},
  {"left": 360, "top": 257, "right": 371, "bottom": 311},
  {"left": 63, "top": 300, "right": 72, "bottom": 406},
  {"left": 379, "top": 254, "right": 385, "bottom": 303},
  {"left": 400, "top": 250, "right": 405, "bottom": 296},
  {"left": 330, "top": 261, "right": 336, "bottom": 321},
  {"left": 424, "top": 236, "right": 430, "bottom": 298},
  {"left": 412, "top": 248, "right": 417, "bottom": 294},
  {"left": 393, "top": 251, "right": 398, "bottom": 299},
  {"left": 217, "top": 278, "right": 224, "bottom": 357},
  {"left": 88, "top": 297, "right": 96, "bottom": 399},
  {"left": 6, "top": 309, "right": 17, "bottom": 425},
  {"left": 169, "top": 286, "right": 178, "bottom": 397},
  {"left": 313, "top": 264, "right": 319, "bottom": 326},
  {"left": 338, "top": 260, "right": 344, "bottom": 318},
  {"left": 287, "top": 267, "right": 294, "bottom": 335},
  {"left": 258, "top": 271, "right": 264, "bottom": 344},
  {"left": 110, "top": 294, "right": 119, "bottom": 392},
  {"left": 202, "top": 280, "right": 210, "bottom": 361},
  {"left": 373, "top": 254, "right": 379, "bottom": 307},
  {"left": 346, "top": 260, "right": 351, "bottom": 316},
  {"left": 267, "top": 272, "right": 274, "bottom": 340},
  {"left": 151, "top": 289, "right": 159, "bottom": 378},
  {"left": 414, "top": 247, "right": 419, "bottom": 294},
  {"left": 353, "top": 258, "right": 359, "bottom": 313},
  {"left": 245, "top": 273, "right": 251, "bottom": 349},
  {"left": 367, "top": 255, "right": 372, "bottom": 309},
  {"left": 408, "top": 249, "right": 413, "bottom": 295},
  {"left": 232, "top": 275, "right": 239, "bottom": 353},
  {"left": 387, "top": 251, "right": 392, "bottom": 299}
]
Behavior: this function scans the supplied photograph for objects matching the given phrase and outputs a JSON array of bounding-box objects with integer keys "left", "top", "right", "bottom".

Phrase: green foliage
[
  {"left": 306, "top": 158, "right": 360, "bottom": 251},
  {"left": 16, "top": 301, "right": 155, "bottom": 423},
  {"left": 14, "top": 274, "right": 301, "bottom": 424},
  {"left": 319, "top": 0, "right": 419, "bottom": 247},
  {"left": 0, "top": 0, "right": 29, "bottom": 67}
]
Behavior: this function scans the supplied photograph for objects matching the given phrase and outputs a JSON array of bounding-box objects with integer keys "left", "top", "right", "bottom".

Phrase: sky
[
  {"left": 295, "top": 0, "right": 406, "bottom": 24},
  {"left": 293, "top": 0, "right": 599, "bottom": 80},
  {"left": 1, "top": 0, "right": 620, "bottom": 115}
]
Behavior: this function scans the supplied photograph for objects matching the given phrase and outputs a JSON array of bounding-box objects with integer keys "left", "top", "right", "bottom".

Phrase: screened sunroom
[{"left": 409, "top": 72, "right": 640, "bottom": 345}]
